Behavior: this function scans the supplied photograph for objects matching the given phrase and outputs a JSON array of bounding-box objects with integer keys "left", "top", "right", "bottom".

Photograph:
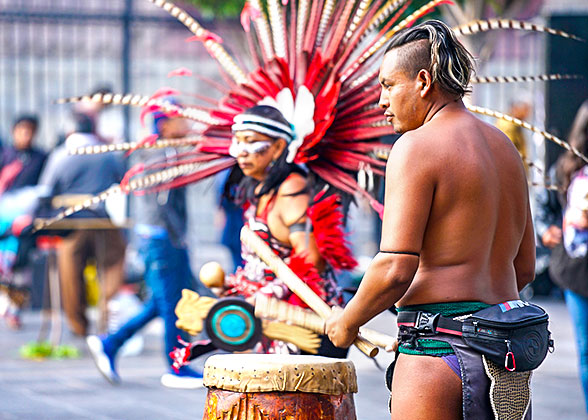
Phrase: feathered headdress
[{"left": 39, "top": 0, "right": 585, "bottom": 231}]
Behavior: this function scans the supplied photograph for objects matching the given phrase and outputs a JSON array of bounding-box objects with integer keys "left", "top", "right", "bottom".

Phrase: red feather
[
  {"left": 340, "top": 1, "right": 412, "bottom": 81},
  {"left": 285, "top": 253, "right": 327, "bottom": 308},
  {"left": 331, "top": 114, "right": 387, "bottom": 131},
  {"left": 147, "top": 159, "right": 235, "bottom": 193},
  {"left": 308, "top": 193, "right": 358, "bottom": 270},
  {"left": 303, "top": 0, "right": 324, "bottom": 53},
  {"left": 329, "top": 125, "right": 395, "bottom": 140},
  {"left": 140, "top": 104, "right": 161, "bottom": 128},
  {"left": 149, "top": 87, "right": 182, "bottom": 101},
  {"left": 185, "top": 31, "right": 224, "bottom": 44},
  {"left": 125, "top": 133, "right": 159, "bottom": 157},
  {"left": 322, "top": 149, "right": 386, "bottom": 174},
  {"left": 336, "top": 85, "right": 381, "bottom": 117},
  {"left": 323, "top": 0, "right": 356, "bottom": 60},
  {"left": 240, "top": 2, "right": 261, "bottom": 33},
  {"left": 167, "top": 67, "right": 193, "bottom": 78},
  {"left": 120, "top": 163, "right": 145, "bottom": 193},
  {"left": 331, "top": 0, "right": 390, "bottom": 74}
]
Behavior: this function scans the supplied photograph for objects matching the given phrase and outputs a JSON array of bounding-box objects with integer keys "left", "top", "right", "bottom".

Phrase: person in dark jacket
[
  {"left": 0, "top": 115, "right": 46, "bottom": 194},
  {"left": 39, "top": 112, "right": 126, "bottom": 337},
  {"left": 0, "top": 115, "right": 47, "bottom": 329}
]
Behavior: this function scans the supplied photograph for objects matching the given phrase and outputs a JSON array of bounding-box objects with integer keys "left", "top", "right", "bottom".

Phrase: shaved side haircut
[{"left": 385, "top": 20, "right": 475, "bottom": 98}]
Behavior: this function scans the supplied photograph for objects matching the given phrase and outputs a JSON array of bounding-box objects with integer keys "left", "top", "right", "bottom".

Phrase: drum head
[{"left": 205, "top": 298, "right": 262, "bottom": 352}]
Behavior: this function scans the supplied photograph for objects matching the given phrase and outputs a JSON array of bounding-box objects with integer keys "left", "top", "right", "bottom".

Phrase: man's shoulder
[
  {"left": 391, "top": 129, "right": 425, "bottom": 149},
  {"left": 388, "top": 129, "right": 441, "bottom": 166}
]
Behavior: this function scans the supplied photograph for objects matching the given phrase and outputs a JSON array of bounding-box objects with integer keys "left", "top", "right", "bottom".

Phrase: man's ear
[{"left": 416, "top": 69, "right": 433, "bottom": 98}]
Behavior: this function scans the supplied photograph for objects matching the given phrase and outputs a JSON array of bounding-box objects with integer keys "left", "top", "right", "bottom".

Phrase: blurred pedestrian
[
  {"left": 549, "top": 99, "right": 588, "bottom": 413},
  {"left": 87, "top": 103, "right": 204, "bottom": 389},
  {"left": 217, "top": 169, "right": 243, "bottom": 271},
  {"left": 0, "top": 115, "right": 46, "bottom": 194},
  {"left": 73, "top": 85, "right": 124, "bottom": 145},
  {"left": 0, "top": 114, "right": 47, "bottom": 329},
  {"left": 532, "top": 162, "right": 562, "bottom": 297},
  {"left": 39, "top": 112, "right": 126, "bottom": 337}
]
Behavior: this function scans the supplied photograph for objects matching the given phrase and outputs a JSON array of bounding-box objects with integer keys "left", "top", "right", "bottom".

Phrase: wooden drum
[{"left": 202, "top": 354, "right": 358, "bottom": 420}]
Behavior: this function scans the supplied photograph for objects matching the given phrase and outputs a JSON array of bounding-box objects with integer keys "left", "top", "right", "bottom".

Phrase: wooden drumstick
[
  {"left": 255, "top": 295, "right": 396, "bottom": 350},
  {"left": 241, "top": 226, "right": 378, "bottom": 358}
]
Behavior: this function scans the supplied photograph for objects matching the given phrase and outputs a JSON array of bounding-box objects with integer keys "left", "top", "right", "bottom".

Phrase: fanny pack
[{"left": 397, "top": 300, "right": 554, "bottom": 372}]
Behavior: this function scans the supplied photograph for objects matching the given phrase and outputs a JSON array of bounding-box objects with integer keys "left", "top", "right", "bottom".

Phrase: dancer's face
[
  {"left": 232, "top": 130, "right": 285, "bottom": 180},
  {"left": 378, "top": 49, "right": 430, "bottom": 134}
]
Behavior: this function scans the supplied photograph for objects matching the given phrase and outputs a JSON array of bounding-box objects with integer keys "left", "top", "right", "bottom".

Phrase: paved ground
[{"left": 0, "top": 297, "right": 585, "bottom": 419}]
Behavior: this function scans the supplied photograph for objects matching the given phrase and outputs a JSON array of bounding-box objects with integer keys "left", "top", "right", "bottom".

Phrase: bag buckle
[{"left": 414, "top": 312, "right": 440, "bottom": 334}]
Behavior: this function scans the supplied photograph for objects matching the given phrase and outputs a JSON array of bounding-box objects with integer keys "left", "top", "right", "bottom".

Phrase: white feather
[
  {"left": 259, "top": 87, "right": 316, "bottom": 163},
  {"left": 276, "top": 88, "right": 295, "bottom": 121},
  {"left": 287, "top": 86, "right": 315, "bottom": 163},
  {"left": 293, "top": 86, "right": 315, "bottom": 141}
]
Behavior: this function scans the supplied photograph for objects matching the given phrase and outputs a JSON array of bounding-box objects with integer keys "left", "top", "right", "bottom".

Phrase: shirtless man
[{"left": 326, "top": 20, "right": 535, "bottom": 419}]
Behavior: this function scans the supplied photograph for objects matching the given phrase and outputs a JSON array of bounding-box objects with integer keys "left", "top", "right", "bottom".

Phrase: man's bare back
[
  {"left": 395, "top": 103, "right": 533, "bottom": 307},
  {"left": 326, "top": 19, "right": 536, "bottom": 420},
  {"left": 326, "top": 24, "right": 535, "bottom": 344}
]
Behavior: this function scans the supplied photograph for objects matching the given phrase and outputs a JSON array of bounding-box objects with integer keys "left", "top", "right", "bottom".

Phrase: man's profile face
[{"left": 378, "top": 49, "right": 424, "bottom": 134}]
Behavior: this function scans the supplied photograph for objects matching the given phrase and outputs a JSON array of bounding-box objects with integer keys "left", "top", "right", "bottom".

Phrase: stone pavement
[{"left": 0, "top": 298, "right": 585, "bottom": 419}]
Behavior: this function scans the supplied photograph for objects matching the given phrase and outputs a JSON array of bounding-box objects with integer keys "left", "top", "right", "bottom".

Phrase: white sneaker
[
  {"left": 86, "top": 335, "right": 120, "bottom": 385},
  {"left": 160, "top": 371, "right": 204, "bottom": 389}
]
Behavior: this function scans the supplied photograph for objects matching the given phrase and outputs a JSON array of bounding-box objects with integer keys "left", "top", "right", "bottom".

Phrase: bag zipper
[
  {"left": 465, "top": 321, "right": 509, "bottom": 339},
  {"left": 469, "top": 314, "right": 548, "bottom": 329}
]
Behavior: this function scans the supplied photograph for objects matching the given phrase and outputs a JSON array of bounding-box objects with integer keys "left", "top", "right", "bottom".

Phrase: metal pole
[{"left": 122, "top": 0, "right": 133, "bottom": 143}]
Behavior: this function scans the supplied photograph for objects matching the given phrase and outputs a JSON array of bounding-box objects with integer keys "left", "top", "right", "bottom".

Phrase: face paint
[{"left": 229, "top": 140, "right": 273, "bottom": 157}]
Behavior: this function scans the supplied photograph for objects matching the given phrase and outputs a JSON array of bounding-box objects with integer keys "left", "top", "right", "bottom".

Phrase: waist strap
[{"left": 397, "top": 311, "right": 464, "bottom": 336}]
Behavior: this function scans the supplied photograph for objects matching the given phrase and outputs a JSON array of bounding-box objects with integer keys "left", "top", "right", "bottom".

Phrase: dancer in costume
[
  {"left": 326, "top": 21, "right": 538, "bottom": 419},
  {"left": 208, "top": 104, "right": 356, "bottom": 357}
]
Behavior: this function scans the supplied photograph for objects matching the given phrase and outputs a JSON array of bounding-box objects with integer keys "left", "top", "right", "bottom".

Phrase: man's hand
[
  {"left": 542, "top": 225, "right": 562, "bottom": 249},
  {"left": 325, "top": 306, "right": 359, "bottom": 349}
]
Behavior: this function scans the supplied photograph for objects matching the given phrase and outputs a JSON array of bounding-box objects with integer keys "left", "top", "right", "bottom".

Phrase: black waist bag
[
  {"left": 397, "top": 300, "right": 554, "bottom": 372},
  {"left": 461, "top": 301, "right": 552, "bottom": 372}
]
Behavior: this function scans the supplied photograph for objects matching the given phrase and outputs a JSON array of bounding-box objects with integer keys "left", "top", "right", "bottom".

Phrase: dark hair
[
  {"left": 556, "top": 100, "right": 588, "bottom": 198},
  {"left": 91, "top": 85, "right": 113, "bottom": 96},
  {"left": 224, "top": 105, "right": 306, "bottom": 205},
  {"left": 385, "top": 20, "right": 475, "bottom": 98},
  {"left": 13, "top": 114, "right": 39, "bottom": 131},
  {"left": 239, "top": 105, "right": 291, "bottom": 129},
  {"left": 73, "top": 112, "right": 95, "bottom": 134}
]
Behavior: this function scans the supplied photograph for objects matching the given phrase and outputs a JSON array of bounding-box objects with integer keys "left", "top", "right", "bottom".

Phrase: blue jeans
[
  {"left": 564, "top": 289, "right": 588, "bottom": 412},
  {"left": 103, "top": 235, "right": 193, "bottom": 367}
]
